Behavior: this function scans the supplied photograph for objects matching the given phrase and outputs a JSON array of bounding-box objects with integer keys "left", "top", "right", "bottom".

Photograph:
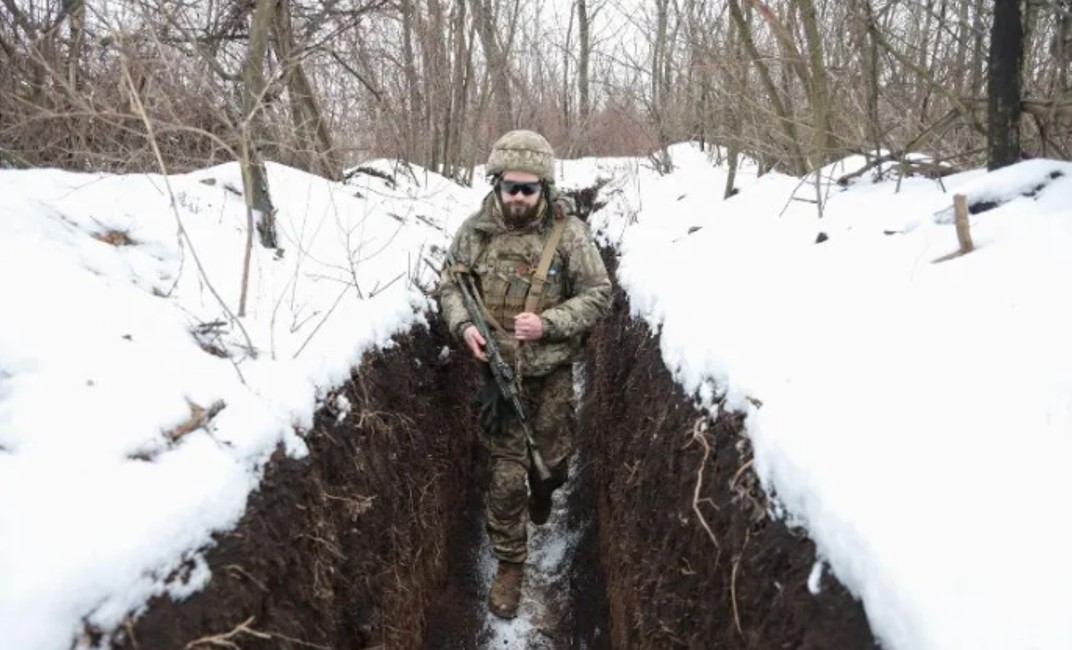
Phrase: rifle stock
[{"left": 446, "top": 252, "right": 553, "bottom": 482}]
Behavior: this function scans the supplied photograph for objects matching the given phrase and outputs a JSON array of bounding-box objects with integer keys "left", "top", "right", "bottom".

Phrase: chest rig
[{"left": 476, "top": 203, "right": 568, "bottom": 332}]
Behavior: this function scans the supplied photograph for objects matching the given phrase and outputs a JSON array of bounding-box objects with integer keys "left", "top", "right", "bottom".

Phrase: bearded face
[
  {"left": 502, "top": 199, "right": 541, "bottom": 228},
  {"left": 498, "top": 172, "right": 543, "bottom": 229}
]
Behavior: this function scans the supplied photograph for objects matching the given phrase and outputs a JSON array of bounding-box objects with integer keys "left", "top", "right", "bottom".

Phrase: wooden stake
[
  {"left": 953, "top": 193, "right": 974, "bottom": 254},
  {"left": 933, "top": 194, "right": 976, "bottom": 263}
]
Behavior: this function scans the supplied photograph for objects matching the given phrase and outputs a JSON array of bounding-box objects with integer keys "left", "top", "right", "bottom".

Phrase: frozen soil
[
  {"left": 581, "top": 264, "right": 877, "bottom": 649},
  {"left": 116, "top": 319, "right": 480, "bottom": 649}
]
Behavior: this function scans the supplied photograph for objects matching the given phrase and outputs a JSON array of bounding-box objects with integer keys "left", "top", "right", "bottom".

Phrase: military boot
[
  {"left": 528, "top": 484, "right": 553, "bottom": 526},
  {"left": 488, "top": 561, "right": 524, "bottom": 619},
  {"left": 528, "top": 465, "right": 567, "bottom": 526}
]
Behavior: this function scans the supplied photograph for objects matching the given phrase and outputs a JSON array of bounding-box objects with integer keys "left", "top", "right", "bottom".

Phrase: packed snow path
[{"left": 477, "top": 363, "right": 588, "bottom": 650}]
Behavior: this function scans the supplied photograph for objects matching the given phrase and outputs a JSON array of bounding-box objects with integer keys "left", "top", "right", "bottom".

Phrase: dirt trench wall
[
  {"left": 119, "top": 320, "right": 479, "bottom": 650},
  {"left": 583, "top": 280, "right": 878, "bottom": 649}
]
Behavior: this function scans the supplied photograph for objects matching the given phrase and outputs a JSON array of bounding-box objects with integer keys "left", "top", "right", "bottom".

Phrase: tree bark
[
  {"left": 953, "top": 0, "right": 970, "bottom": 99},
  {"left": 442, "top": 0, "right": 470, "bottom": 180},
  {"left": 577, "top": 0, "right": 591, "bottom": 154},
  {"left": 728, "top": 0, "right": 807, "bottom": 174},
  {"left": 67, "top": 0, "right": 86, "bottom": 90},
  {"left": 795, "top": 0, "right": 833, "bottom": 167},
  {"left": 724, "top": 14, "right": 741, "bottom": 198},
  {"left": 970, "top": 0, "right": 987, "bottom": 97},
  {"left": 400, "top": 0, "right": 423, "bottom": 165},
  {"left": 473, "top": 0, "right": 514, "bottom": 134},
  {"left": 562, "top": 1, "right": 574, "bottom": 149},
  {"left": 424, "top": 0, "right": 448, "bottom": 170},
  {"left": 853, "top": 0, "right": 882, "bottom": 162},
  {"left": 273, "top": 0, "right": 338, "bottom": 179},
  {"left": 241, "top": 0, "right": 277, "bottom": 248},
  {"left": 988, "top": 0, "right": 1023, "bottom": 169}
]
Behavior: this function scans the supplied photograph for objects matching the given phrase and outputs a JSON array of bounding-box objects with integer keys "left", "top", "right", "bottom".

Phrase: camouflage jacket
[{"left": 440, "top": 192, "right": 612, "bottom": 377}]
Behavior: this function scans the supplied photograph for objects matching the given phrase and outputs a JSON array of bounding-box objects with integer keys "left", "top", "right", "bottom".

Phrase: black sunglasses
[{"left": 498, "top": 180, "right": 542, "bottom": 196}]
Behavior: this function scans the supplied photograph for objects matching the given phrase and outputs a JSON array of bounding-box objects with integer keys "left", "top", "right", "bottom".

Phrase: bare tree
[
  {"left": 2, "top": 0, "right": 1070, "bottom": 183},
  {"left": 576, "top": 0, "right": 592, "bottom": 153},
  {"left": 240, "top": 0, "right": 278, "bottom": 249},
  {"left": 473, "top": 0, "right": 516, "bottom": 134},
  {"left": 988, "top": 0, "right": 1023, "bottom": 169}
]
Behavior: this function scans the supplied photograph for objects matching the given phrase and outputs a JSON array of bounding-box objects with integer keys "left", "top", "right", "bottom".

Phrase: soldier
[{"left": 439, "top": 130, "right": 612, "bottom": 619}]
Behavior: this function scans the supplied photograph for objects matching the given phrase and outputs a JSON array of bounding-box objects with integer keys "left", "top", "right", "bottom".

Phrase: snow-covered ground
[
  {"left": 478, "top": 458, "right": 582, "bottom": 650},
  {"left": 586, "top": 144, "right": 1072, "bottom": 650},
  {"left": 0, "top": 160, "right": 479, "bottom": 648},
  {"left": 478, "top": 363, "right": 587, "bottom": 649},
  {"left": 3, "top": 142, "right": 1071, "bottom": 650}
]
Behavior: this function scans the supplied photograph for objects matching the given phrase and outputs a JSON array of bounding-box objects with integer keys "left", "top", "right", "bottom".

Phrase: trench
[{"left": 116, "top": 194, "right": 879, "bottom": 650}]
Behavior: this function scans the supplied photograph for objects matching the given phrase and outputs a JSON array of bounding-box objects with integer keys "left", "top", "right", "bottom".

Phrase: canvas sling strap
[
  {"left": 516, "top": 203, "right": 567, "bottom": 386},
  {"left": 524, "top": 204, "right": 568, "bottom": 314}
]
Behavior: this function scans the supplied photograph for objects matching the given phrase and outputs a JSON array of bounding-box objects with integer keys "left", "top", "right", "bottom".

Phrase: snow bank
[
  {"left": 591, "top": 144, "right": 1072, "bottom": 650},
  {"left": 0, "top": 161, "right": 479, "bottom": 648}
]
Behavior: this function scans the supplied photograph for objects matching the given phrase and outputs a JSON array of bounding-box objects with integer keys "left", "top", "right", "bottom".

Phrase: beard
[{"left": 501, "top": 199, "right": 542, "bottom": 229}]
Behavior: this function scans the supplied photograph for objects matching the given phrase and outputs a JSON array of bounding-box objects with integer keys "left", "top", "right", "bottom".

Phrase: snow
[
  {"left": 0, "top": 161, "right": 479, "bottom": 649},
  {"left": 4, "top": 139, "right": 1072, "bottom": 650},
  {"left": 589, "top": 143, "right": 1072, "bottom": 650},
  {"left": 478, "top": 467, "right": 580, "bottom": 650},
  {"left": 478, "top": 363, "right": 587, "bottom": 649}
]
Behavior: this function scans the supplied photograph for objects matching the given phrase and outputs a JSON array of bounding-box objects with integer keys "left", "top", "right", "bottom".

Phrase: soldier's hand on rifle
[
  {"left": 462, "top": 324, "right": 488, "bottom": 362},
  {"left": 514, "top": 312, "right": 544, "bottom": 341}
]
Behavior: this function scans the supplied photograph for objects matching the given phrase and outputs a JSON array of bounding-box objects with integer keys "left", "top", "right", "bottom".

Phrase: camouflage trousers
[{"left": 483, "top": 364, "right": 574, "bottom": 563}]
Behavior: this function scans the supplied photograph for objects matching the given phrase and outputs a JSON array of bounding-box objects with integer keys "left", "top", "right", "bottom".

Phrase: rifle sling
[{"left": 524, "top": 208, "right": 568, "bottom": 314}]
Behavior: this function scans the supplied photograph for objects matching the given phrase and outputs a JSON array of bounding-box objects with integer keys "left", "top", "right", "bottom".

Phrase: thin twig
[
  {"left": 730, "top": 458, "right": 755, "bottom": 489},
  {"left": 292, "top": 283, "right": 349, "bottom": 359},
  {"left": 730, "top": 529, "right": 751, "bottom": 637},
  {"left": 223, "top": 564, "right": 269, "bottom": 594},
  {"left": 689, "top": 417, "right": 720, "bottom": 549},
  {"left": 120, "top": 61, "right": 258, "bottom": 364},
  {"left": 184, "top": 617, "right": 270, "bottom": 649}
]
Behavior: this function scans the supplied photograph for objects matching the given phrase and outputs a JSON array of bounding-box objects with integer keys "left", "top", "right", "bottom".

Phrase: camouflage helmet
[{"left": 487, "top": 130, "right": 555, "bottom": 181}]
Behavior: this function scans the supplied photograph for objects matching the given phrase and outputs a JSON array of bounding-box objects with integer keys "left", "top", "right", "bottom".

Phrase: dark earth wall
[
  {"left": 582, "top": 272, "right": 878, "bottom": 649},
  {"left": 117, "top": 320, "right": 479, "bottom": 650}
]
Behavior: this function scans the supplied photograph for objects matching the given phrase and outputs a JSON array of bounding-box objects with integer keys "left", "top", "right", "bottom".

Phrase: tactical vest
[{"left": 477, "top": 205, "right": 568, "bottom": 332}]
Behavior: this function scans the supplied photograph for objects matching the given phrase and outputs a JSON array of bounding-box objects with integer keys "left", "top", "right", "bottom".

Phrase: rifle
[{"left": 445, "top": 250, "right": 553, "bottom": 482}]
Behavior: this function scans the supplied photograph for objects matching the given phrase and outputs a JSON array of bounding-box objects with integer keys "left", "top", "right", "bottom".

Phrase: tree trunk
[
  {"left": 273, "top": 0, "right": 338, "bottom": 179},
  {"left": 728, "top": 0, "right": 806, "bottom": 174},
  {"left": 424, "top": 0, "right": 448, "bottom": 171},
  {"left": 562, "top": 1, "right": 574, "bottom": 151},
  {"left": 854, "top": 0, "right": 882, "bottom": 162},
  {"left": 67, "top": 0, "right": 85, "bottom": 89},
  {"left": 443, "top": 0, "right": 470, "bottom": 180},
  {"left": 988, "top": 0, "right": 1022, "bottom": 170},
  {"left": 577, "top": 0, "right": 591, "bottom": 154},
  {"left": 724, "top": 15, "right": 741, "bottom": 198},
  {"left": 914, "top": 0, "right": 936, "bottom": 127},
  {"left": 970, "top": 0, "right": 987, "bottom": 97},
  {"left": 241, "top": 0, "right": 277, "bottom": 249},
  {"left": 649, "top": 0, "right": 674, "bottom": 172},
  {"left": 473, "top": 0, "right": 514, "bottom": 135},
  {"left": 401, "top": 0, "right": 424, "bottom": 165},
  {"left": 1058, "top": 5, "right": 1071, "bottom": 93},
  {"left": 795, "top": 0, "right": 832, "bottom": 167},
  {"left": 953, "top": 0, "right": 970, "bottom": 99}
]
